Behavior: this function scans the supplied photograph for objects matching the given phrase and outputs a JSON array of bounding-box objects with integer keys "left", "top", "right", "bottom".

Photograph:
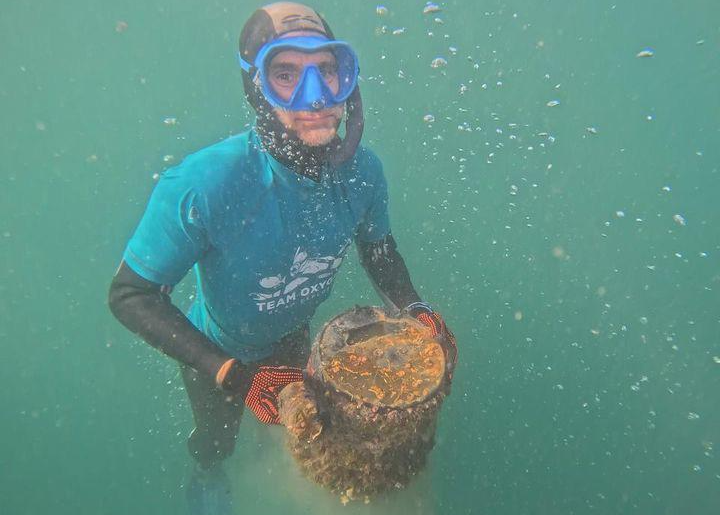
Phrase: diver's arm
[
  {"left": 108, "top": 261, "right": 230, "bottom": 377},
  {"left": 357, "top": 234, "right": 422, "bottom": 312},
  {"left": 109, "top": 262, "right": 307, "bottom": 413}
]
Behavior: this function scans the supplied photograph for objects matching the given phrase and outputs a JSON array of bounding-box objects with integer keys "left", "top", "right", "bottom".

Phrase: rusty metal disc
[{"left": 317, "top": 307, "right": 445, "bottom": 408}]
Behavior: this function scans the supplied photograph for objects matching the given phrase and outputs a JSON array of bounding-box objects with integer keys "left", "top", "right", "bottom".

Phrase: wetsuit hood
[{"left": 239, "top": 2, "right": 364, "bottom": 181}]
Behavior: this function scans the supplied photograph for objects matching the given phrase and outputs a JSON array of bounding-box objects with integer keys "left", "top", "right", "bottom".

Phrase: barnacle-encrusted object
[{"left": 278, "top": 306, "right": 448, "bottom": 501}]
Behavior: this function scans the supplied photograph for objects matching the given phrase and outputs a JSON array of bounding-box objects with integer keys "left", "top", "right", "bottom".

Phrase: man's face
[{"left": 266, "top": 49, "right": 344, "bottom": 147}]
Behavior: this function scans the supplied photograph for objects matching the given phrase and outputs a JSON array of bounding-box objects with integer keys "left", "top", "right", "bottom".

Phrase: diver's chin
[
  {"left": 273, "top": 105, "right": 344, "bottom": 148},
  {"left": 297, "top": 127, "right": 338, "bottom": 147}
]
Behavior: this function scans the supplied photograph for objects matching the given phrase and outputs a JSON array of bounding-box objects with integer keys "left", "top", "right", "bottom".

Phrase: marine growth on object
[{"left": 278, "top": 307, "right": 450, "bottom": 502}]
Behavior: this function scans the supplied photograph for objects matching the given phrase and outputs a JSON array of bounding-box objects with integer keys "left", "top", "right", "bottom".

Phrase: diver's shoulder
[
  {"left": 179, "top": 132, "right": 253, "bottom": 177},
  {"left": 164, "top": 131, "right": 262, "bottom": 190},
  {"left": 346, "top": 145, "right": 385, "bottom": 184},
  {"left": 354, "top": 145, "right": 384, "bottom": 171}
]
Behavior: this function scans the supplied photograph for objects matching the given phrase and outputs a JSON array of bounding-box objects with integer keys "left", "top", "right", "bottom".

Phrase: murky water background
[{"left": 2, "top": 1, "right": 718, "bottom": 513}]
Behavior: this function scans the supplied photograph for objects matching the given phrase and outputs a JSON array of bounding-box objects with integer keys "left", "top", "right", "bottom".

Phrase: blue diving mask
[{"left": 239, "top": 35, "right": 359, "bottom": 112}]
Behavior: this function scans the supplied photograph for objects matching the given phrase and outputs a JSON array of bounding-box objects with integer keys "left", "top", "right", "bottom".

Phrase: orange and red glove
[
  {"left": 215, "top": 359, "right": 304, "bottom": 424},
  {"left": 407, "top": 302, "right": 458, "bottom": 379}
]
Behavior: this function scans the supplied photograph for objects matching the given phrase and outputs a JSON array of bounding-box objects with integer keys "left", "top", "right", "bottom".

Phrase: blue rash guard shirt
[{"left": 123, "top": 130, "right": 390, "bottom": 362}]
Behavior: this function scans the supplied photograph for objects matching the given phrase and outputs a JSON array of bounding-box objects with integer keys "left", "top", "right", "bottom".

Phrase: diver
[{"left": 108, "top": 3, "right": 457, "bottom": 514}]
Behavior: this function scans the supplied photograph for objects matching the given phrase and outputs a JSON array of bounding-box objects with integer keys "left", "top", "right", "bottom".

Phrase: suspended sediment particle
[
  {"left": 636, "top": 48, "right": 655, "bottom": 58},
  {"left": 546, "top": 99, "right": 560, "bottom": 107},
  {"left": 586, "top": 126, "right": 598, "bottom": 135},
  {"left": 672, "top": 214, "right": 687, "bottom": 226},
  {"left": 423, "top": 2, "right": 442, "bottom": 14},
  {"left": 163, "top": 117, "right": 178, "bottom": 126},
  {"left": 423, "top": 114, "right": 436, "bottom": 123},
  {"left": 430, "top": 57, "right": 448, "bottom": 68},
  {"left": 376, "top": 5, "right": 388, "bottom": 16}
]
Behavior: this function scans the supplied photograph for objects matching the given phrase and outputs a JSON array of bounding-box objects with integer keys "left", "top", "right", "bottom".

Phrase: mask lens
[
  {"left": 264, "top": 51, "right": 302, "bottom": 99},
  {"left": 330, "top": 44, "right": 358, "bottom": 100}
]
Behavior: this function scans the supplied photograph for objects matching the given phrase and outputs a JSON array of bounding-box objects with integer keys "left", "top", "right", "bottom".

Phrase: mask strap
[{"left": 237, "top": 52, "right": 256, "bottom": 76}]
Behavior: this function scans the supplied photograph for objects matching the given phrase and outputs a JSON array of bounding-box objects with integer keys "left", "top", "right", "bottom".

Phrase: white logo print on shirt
[{"left": 250, "top": 241, "right": 350, "bottom": 313}]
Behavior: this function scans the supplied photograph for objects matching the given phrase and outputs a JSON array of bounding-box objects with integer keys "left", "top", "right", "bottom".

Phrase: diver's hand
[
  {"left": 216, "top": 359, "right": 305, "bottom": 424},
  {"left": 406, "top": 302, "right": 458, "bottom": 379},
  {"left": 244, "top": 366, "right": 305, "bottom": 424}
]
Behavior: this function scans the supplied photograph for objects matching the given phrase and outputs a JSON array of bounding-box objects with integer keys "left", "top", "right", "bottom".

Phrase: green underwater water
[{"left": 1, "top": 0, "right": 719, "bottom": 513}]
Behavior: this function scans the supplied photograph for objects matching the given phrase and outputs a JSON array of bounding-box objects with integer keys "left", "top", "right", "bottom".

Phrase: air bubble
[
  {"left": 672, "top": 214, "right": 687, "bottom": 226},
  {"left": 423, "top": 2, "right": 442, "bottom": 14},
  {"left": 431, "top": 57, "right": 448, "bottom": 68}
]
